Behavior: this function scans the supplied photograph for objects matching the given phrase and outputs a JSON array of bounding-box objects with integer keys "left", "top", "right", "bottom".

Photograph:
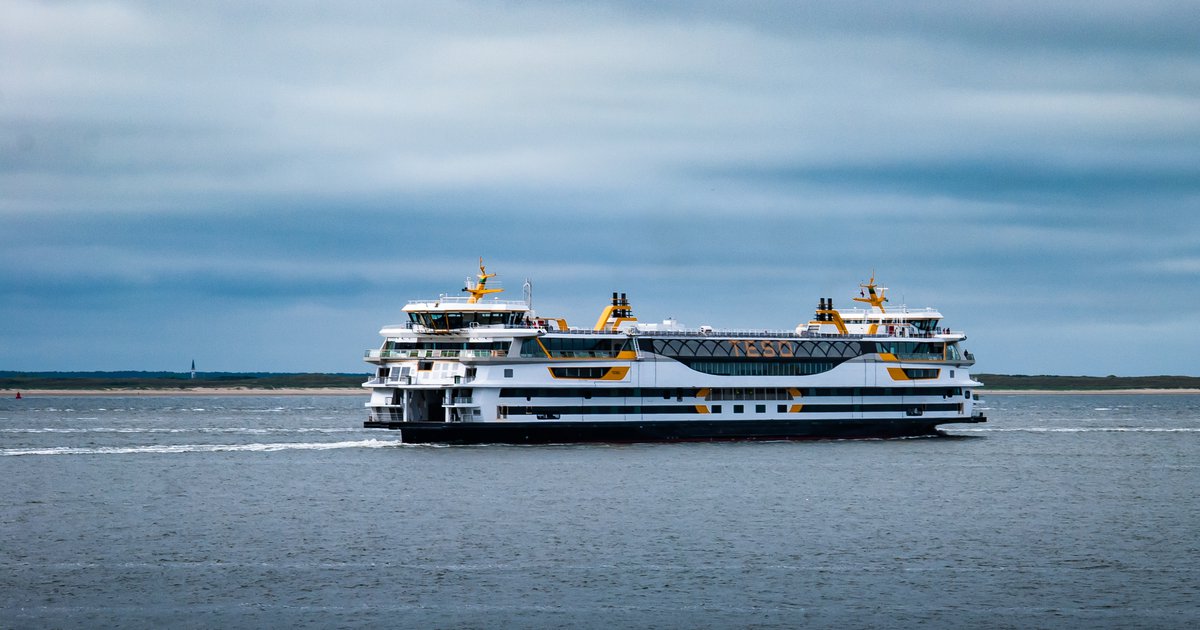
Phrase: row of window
[
  {"left": 706, "top": 388, "right": 796, "bottom": 401},
  {"left": 868, "top": 341, "right": 962, "bottom": 361},
  {"left": 377, "top": 336, "right": 962, "bottom": 362},
  {"left": 384, "top": 341, "right": 511, "bottom": 351},
  {"left": 643, "top": 338, "right": 863, "bottom": 360},
  {"left": 499, "top": 402, "right": 964, "bottom": 416},
  {"left": 497, "top": 387, "right": 966, "bottom": 399},
  {"left": 680, "top": 360, "right": 840, "bottom": 376},
  {"left": 408, "top": 311, "right": 526, "bottom": 329},
  {"left": 549, "top": 367, "right": 614, "bottom": 379},
  {"left": 520, "top": 337, "right": 632, "bottom": 358}
]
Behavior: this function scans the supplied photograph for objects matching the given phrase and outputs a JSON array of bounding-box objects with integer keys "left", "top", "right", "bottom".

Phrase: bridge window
[
  {"left": 409, "top": 311, "right": 525, "bottom": 329},
  {"left": 521, "top": 337, "right": 630, "bottom": 358},
  {"left": 549, "top": 367, "right": 611, "bottom": 379}
]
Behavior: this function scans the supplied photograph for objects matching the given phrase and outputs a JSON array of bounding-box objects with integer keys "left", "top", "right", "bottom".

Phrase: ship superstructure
[{"left": 363, "top": 261, "right": 985, "bottom": 444}]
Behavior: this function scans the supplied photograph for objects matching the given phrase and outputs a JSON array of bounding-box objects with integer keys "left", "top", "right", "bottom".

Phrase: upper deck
[
  {"left": 373, "top": 262, "right": 966, "bottom": 344},
  {"left": 403, "top": 296, "right": 531, "bottom": 311}
]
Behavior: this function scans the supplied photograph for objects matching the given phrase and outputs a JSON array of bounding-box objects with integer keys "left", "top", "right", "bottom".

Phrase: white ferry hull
[
  {"left": 361, "top": 264, "right": 987, "bottom": 445},
  {"left": 364, "top": 415, "right": 986, "bottom": 445}
]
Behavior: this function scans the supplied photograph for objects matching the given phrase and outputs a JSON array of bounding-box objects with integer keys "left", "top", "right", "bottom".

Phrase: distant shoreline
[
  {"left": 5, "top": 388, "right": 1200, "bottom": 397},
  {"left": 6, "top": 372, "right": 1199, "bottom": 396},
  {"left": 2, "top": 388, "right": 363, "bottom": 397}
]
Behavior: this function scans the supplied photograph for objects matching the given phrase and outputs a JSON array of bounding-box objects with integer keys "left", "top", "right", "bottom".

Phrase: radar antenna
[
  {"left": 462, "top": 257, "right": 504, "bottom": 303},
  {"left": 852, "top": 271, "right": 889, "bottom": 312}
]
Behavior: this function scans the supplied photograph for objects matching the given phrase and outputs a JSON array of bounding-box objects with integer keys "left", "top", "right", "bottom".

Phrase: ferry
[{"left": 362, "top": 260, "right": 986, "bottom": 444}]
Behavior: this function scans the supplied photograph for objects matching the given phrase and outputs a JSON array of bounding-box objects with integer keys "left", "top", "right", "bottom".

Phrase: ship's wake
[{"left": 1, "top": 439, "right": 402, "bottom": 457}]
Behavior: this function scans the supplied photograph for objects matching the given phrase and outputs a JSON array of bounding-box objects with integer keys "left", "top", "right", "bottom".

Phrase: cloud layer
[{"left": 3, "top": 1, "right": 1198, "bottom": 374}]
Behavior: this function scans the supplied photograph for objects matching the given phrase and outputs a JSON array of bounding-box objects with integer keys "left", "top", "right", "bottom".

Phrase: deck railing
[{"left": 364, "top": 349, "right": 506, "bottom": 359}]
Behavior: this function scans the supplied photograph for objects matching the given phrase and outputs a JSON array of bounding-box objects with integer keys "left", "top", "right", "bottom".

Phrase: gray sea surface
[{"left": 1, "top": 393, "right": 1198, "bottom": 628}]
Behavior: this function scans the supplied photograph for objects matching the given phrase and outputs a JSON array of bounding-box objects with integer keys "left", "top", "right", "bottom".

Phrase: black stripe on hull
[{"left": 363, "top": 416, "right": 988, "bottom": 445}]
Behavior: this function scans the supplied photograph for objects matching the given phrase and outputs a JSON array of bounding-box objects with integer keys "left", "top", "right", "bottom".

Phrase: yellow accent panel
[
  {"left": 695, "top": 405, "right": 709, "bottom": 414},
  {"left": 593, "top": 305, "right": 616, "bottom": 331},
  {"left": 787, "top": 387, "right": 802, "bottom": 398},
  {"left": 601, "top": 366, "right": 630, "bottom": 381},
  {"left": 868, "top": 324, "right": 879, "bottom": 334},
  {"left": 830, "top": 310, "right": 849, "bottom": 335},
  {"left": 879, "top": 353, "right": 898, "bottom": 362},
  {"left": 817, "top": 309, "right": 850, "bottom": 334},
  {"left": 616, "top": 350, "right": 638, "bottom": 360},
  {"left": 545, "top": 366, "right": 629, "bottom": 380},
  {"left": 697, "top": 388, "right": 711, "bottom": 399},
  {"left": 887, "top": 367, "right": 910, "bottom": 381},
  {"left": 554, "top": 318, "right": 569, "bottom": 330},
  {"left": 789, "top": 404, "right": 803, "bottom": 413},
  {"left": 611, "top": 317, "right": 638, "bottom": 330}
]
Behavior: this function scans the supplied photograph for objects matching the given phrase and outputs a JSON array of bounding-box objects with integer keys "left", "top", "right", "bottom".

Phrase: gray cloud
[{"left": 2, "top": 1, "right": 1198, "bottom": 374}]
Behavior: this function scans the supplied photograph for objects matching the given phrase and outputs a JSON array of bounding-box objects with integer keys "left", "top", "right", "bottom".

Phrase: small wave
[
  {"left": 0, "top": 426, "right": 362, "bottom": 435},
  {"left": 2, "top": 439, "right": 400, "bottom": 456},
  {"left": 950, "top": 427, "right": 1200, "bottom": 433}
]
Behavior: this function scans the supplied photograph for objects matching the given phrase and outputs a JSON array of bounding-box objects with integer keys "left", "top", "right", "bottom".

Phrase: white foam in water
[
  {"left": 951, "top": 427, "right": 1200, "bottom": 432},
  {"left": 2, "top": 439, "right": 401, "bottom": 457},
  {"left": 0, "top": 426, "right": 363, "bottom": 434}
]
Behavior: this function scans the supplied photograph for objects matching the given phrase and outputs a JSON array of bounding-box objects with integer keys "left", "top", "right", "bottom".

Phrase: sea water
[{"left": 1, "top": 394, "right": 1197, "bottom": 628}]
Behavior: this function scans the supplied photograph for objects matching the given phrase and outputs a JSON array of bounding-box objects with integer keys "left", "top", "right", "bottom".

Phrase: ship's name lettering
[{"left": 726, "top": 340, "right": 797, "bottom": 358}]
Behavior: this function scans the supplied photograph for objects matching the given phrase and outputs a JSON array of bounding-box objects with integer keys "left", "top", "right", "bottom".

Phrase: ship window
[
  {"left": 703, "top": 387, "right": 795, "bottom": 401},
  {"left": 712, "top": 405, "right": 722, "bottom": 413},
  {"left": 549, "top": 367, "right": 609, "bottom": 379},
  {"left": 683, "top": 361, "right": 838, "bottom": 377},
  {"left": 777, "top": 404, "right": 787, "bottom": 413},
  {"left": 756, "top": 404, "right": 765, "bottom": 413},
  {"left": 519, "top": 339, "right": 548, "bottom": 357},
  {"left": 504, "top": 369, "right": 514, "bottom": 378},
  {"left": 734, "top": 405, "right": 744, "bottom": 413},
  {"left": 532, "top": 337, "right": 631, "bottom": 358}
]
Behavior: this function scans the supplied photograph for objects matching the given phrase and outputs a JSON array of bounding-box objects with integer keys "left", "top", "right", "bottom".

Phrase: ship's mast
[
  {"left": 852, "top": 272, "right": 889, "bottom": 312},
  {"left": 463, "top": 257, "right": 503, "bottom": 303}
]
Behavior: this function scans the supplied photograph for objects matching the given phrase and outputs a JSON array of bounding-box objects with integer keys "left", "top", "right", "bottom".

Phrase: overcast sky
[{"left": 3, "top": 0, "right": 1199, "bottom": 376}]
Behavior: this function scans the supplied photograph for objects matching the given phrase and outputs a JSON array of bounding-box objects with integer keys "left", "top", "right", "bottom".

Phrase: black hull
[{"left": 363, "top": 416, "right": 987, "bottom": 445}]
